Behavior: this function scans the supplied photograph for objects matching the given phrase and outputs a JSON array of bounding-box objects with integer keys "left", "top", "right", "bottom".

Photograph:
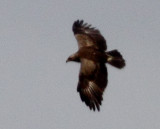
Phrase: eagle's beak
[{"left": 66, "top": 58, "right": 70, "bottom": 63}]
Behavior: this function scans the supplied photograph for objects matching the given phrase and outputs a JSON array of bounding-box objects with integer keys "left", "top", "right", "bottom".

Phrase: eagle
[{"left": 66, "top": 20, "right": 125, "bottom": 111}]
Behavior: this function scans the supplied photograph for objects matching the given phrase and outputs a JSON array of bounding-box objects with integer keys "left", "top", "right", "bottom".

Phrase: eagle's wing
[
  {"left": 73, "top": 20, "right": 107, "bottom": 51},
  {"left": 77, "top": 59, "right": 108, "bottom": 111}
]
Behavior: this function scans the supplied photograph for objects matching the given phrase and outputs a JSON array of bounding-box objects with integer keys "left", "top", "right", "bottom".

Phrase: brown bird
[{"left": 66, "top": 20, "right": 125, "bottom": 111}]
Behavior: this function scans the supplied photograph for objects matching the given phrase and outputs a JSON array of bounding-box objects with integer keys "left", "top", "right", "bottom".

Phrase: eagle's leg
[{"left": 66, "top": 52, "right": 80, "bottom": 63}]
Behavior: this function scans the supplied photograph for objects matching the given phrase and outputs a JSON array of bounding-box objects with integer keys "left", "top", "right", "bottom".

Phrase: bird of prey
[{"left": 66, "top": 20, "right": 125, "bottom": 111}]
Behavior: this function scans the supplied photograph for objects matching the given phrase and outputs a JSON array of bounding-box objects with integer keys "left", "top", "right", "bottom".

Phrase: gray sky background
[{"left": 0, "top": 0, "right": 160, "bottom": 129}]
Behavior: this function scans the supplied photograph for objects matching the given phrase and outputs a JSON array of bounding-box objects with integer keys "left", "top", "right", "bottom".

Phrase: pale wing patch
[
  {"left": 80, "top": 59, "right": 96, "bottom": 75},
  {"left": 75, "top": 34, "right": 95, "bottom": 48},
  {"left": 82, "top": 81, "right": 102, "bottom": 111}
]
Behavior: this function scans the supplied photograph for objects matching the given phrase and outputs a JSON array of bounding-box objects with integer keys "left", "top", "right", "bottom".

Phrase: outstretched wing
[
  {"left": 73, "top": 20, "right": 107, "bottom": 51},
  {"left": 77, "top": 59, "right": 108, "bottom": 111}
]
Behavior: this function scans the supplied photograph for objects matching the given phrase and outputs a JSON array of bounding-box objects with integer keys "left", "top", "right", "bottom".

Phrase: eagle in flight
[{"left": 66, "top": 20, "right": 125, "bottom": 111}]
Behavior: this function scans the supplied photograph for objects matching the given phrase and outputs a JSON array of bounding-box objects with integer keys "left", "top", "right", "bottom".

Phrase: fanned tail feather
[{"left": 106, "top": 50, "right": 125, "bottom": 69}]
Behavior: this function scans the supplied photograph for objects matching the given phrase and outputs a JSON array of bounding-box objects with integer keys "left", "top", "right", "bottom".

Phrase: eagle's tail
[{"left": 106, "top": 50, "right": 125, "bottom": 69}]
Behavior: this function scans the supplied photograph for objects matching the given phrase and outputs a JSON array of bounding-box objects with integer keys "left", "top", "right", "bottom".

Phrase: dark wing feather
[
  {"left": 73, "top": 20, "right": 107, "bottom": 51},
  {"left": 77, "top": 60, "right": 108, "bottom": 111}
]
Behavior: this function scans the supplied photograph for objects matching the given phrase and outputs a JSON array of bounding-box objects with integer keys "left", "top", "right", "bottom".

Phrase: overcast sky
[{"left": 0, "top": 0, "right": 160, "bottom": 129}]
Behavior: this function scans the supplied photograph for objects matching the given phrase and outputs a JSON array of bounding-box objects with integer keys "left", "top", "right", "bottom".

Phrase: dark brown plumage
[{"left": 66, "top": 20, "right": 125, "bottom": 111}]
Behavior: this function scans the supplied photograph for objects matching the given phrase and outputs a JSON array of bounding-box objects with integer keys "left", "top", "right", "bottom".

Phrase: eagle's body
[{"left": 66, "top": 20, "right": 125, "bottom": 111}]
